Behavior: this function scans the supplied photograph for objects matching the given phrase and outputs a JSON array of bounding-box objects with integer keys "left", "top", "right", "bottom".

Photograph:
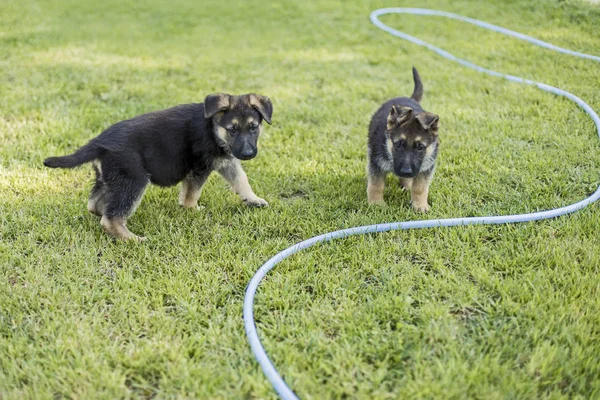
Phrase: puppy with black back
[
  {"left": 44, "top": 93, "right": 273, "bottom": 241},
  {"left": 367, "top": 67, "right": 439, "bottom": 212}
]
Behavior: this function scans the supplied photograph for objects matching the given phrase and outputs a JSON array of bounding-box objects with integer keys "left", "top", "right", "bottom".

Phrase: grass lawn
[{"left": 1, "top": 0, "right": 600, "bottom": 398}]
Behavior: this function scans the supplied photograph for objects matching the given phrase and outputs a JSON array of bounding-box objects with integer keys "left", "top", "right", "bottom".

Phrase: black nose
[
  {"left": 240, "top": 148, "right": 256, "bottom": 160},
  {"left": 398, "top": 165, "right": 413, "bottom": 177}
]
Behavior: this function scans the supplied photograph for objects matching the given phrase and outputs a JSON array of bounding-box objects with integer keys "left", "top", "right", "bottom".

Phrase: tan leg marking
[
  {"left": 399, "top": 177, "right": 414, "bottom": 191},
  {"left": 217, "top": 159, "right": 268, "bottom": 207},
  {"left": 411, "top": 175, "right": 432, "bottom": 212},
  {"left": 93, "top": 159, "right": 102, "bottom": 175},
  {"left": 179, "top": 180, "right": 202, "bottom": 208},
  {"left": 178, "top": 178, "right": 206, "bottom": 209},
  {"left": 87, "top": 187, "right": 108, "bottom": 217},
  {"left": 87, "top": 198, "right": 103, "bottom": 216},
  {"left": 367, "top": 172, "right": 387, "bottom": 205},
  {"left": 100, "top": 216, "right": 145, "bottom": 242},
  {"left": 88, "top": 160, "right": 105, "bottom": 216}
]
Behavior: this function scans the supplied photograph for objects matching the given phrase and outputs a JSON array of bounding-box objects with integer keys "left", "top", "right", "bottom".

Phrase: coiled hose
[{"left": 243, "top": 8, "right": 600, "bottom": 400}]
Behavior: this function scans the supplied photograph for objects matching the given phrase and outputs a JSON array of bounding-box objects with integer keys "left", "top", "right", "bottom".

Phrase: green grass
[{"left": 1, "top": 0, "right": 600, "bottom": 398}]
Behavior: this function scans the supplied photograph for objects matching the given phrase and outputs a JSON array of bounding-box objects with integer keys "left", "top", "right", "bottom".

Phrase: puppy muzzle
[{"left": 235, "top": 147, "right": 257, "bottom": 160}]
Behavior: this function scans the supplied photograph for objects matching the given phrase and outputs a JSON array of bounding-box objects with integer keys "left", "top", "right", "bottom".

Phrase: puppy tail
[
  {"left": 410, "top": 67, "right": 423, "bottom": 103},
  {"left": 44, "top": 142, "right": 101, "bottom": 169}
]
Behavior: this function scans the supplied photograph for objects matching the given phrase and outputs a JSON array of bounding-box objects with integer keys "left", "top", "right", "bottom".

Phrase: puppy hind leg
[
  {"left": 100, "top": 216, "right": 142, "bottom": 242},
  {"left": 367, "top": 170, "right": 387, "bottom": 205},
  {"left": 102, "top": 176, "right": 149, "bottom": 241},
  {"left": 88, "top": 180, "right": 107, "bottom": 216},
  {"left": 88, "top": 163, "right": 106, "bottom": 216}
]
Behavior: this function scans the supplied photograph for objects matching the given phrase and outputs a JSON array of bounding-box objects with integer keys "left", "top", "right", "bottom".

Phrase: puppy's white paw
[
  {"left": 179, "top": 201, "right": 205, "bottom": 210},
  {"left": 412, "top": 202, "right": 430, "bottom": 213},
  {"left": 244, "top": 196, "right": 269, "bottom": 207}
]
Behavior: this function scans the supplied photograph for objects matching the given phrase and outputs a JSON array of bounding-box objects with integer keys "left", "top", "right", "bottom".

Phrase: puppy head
[
  {"left": 386, "top": 105, "right": 439, "bottom": 178},
  {"left": 204, "top": 93, "right": 273, "bottom": 160}
]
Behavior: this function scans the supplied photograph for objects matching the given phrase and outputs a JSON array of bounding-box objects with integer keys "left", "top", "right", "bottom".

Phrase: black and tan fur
[
  {"left": 44, "top": 93, "right": 273, "bottom": 241},
  {"left": 367, "top": 67, "right": 439, "bottom": 212}
]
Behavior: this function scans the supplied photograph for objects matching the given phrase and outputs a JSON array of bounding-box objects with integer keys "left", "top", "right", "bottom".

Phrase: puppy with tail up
[
  {"left": 367, "top": 67, "right": 440, "bottom": 212},
  {"left": 44, "top": 93, "right": 272, "bottom": 241}
]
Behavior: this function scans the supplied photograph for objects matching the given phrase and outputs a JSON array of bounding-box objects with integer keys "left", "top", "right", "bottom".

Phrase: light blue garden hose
[{"left": 244, "top": 8, "right": 600, "bottom": 400}]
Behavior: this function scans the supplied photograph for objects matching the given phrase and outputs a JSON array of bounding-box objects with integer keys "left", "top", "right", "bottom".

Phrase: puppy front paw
[
  {"left": 412, "top": 202, "right": 430, "bottom": 213},
  {"left": 179, "top": 199, "right": 197, "bottom": 208},
  {"left": 181, "top": 204, "right": 205, "bottom": 211},
  {"left": 244, "top": 196, "right": 269, "bottom": 207}
]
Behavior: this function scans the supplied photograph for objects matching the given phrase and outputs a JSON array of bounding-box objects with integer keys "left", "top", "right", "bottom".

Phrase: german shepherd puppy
[
  {"left": 367, "top": 67, "right": 439, "bottom": 212},
  {"left": 44, "top": 93, "right": 273, "bottom": 241}
]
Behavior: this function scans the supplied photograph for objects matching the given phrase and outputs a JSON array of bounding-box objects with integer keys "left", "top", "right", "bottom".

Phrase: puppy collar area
[{"left": 244, "top": 8, "right": 600, "bottom": 400}]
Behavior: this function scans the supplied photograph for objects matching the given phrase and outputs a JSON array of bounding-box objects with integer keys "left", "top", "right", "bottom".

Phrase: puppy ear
[
  {"left": 249, "top": 94, "right": 273, "bottom": 125},
  {"left": 416, "top": 112, "right": 439, "bottom": 133},
  {"left": 204, "top": 93, "right": 231, "bottom": 119},
  {"left": 387, "top": 105, "right": 412, "bottom": 130}
]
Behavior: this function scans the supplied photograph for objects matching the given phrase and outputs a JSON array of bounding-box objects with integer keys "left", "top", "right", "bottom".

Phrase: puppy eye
[
  {"left": 249, "top": 124, "right": 259, "bottom": 132},
  {"left": 415, "top": 142, "right": 426, "bottom": 151},
  {"left": 394, "top": 139, "right": 405, "bottom": 149},
  {"left": 227, "top": 126, "right": 237, "bottom": 133}
]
